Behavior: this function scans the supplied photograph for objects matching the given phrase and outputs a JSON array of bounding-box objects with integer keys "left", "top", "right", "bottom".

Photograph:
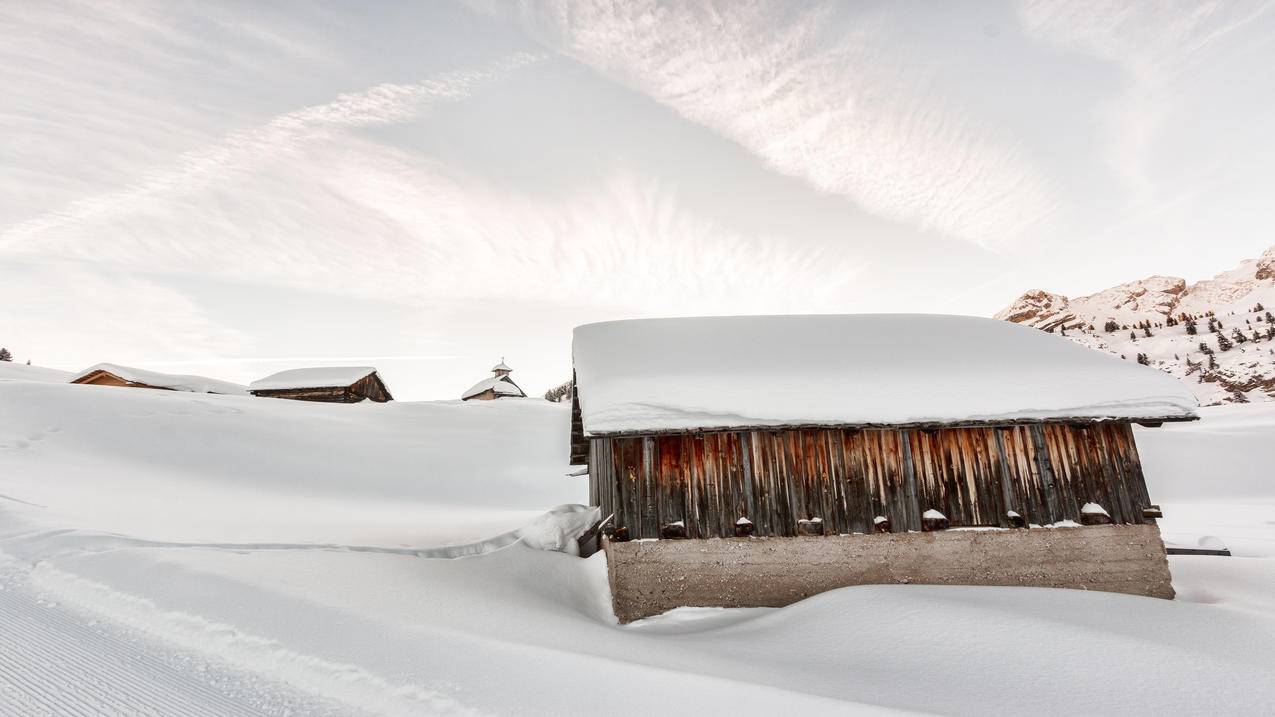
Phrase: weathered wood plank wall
[
  {"left": 589, "top": 423, "right": 1152, "bottom": 539},
  {"left": 569, "top": 376, "right": 589, "bottom": 465},
  {"left": 252, "top": 373, "right": 392, "bottom": 403}
]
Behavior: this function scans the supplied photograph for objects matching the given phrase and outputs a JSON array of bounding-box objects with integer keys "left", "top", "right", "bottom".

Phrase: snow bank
[
  {"left": 1138, "top": 402, "right": 1275, "bottom": 501},
  {"left": 0, "top": 381, "right": 579, "bottom": 545},
  {"left": 72, "top": 362, "right": 248, "bottom": 395},
  {"left": 573, "top": 314, "right": 1198, "bottom": 435},
  {"left": 0, "top": 361, "right": 74, "bottom": 383},
  {"left": 0, "top": 375, "right": 1272, "bottom": 715},
  {"left": 514, "top": 505, "right": 601, "bottom": 556},
  {"left": 408, "top": 505, "right": 601, "bottom": 559},
  {"left": 248, "top": 366, "right": 378, "bottom": 391}
]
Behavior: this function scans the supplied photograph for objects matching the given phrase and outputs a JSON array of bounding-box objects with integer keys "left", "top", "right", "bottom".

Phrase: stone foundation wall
[{"left": 605, "top": 524, "right": 1174, "bottom": 623}]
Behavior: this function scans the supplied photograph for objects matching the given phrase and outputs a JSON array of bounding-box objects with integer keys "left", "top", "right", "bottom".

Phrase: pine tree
[
  {"left": 0, "top": 347, "right": 12, "bottom": 362},
  {"left": 1143, "top": 326, "right": 1152, "bottom": 338},
  {"left": 542, "top": 380, "right": 573, "bottom": 403},
  {"left": 1185, "top": 318, "right": 1198, "bottom": 335},
  {"left": 1104, "top": 320, "right": 1119, "bottom": 332},
  {"left": 1266, "top": 311, "right": 1274, "bottom": 323},
  {"left": 1233, "top": 328, "right": 1247, "bottom": 344},
  {"left": 1217, "top": 332, "right": 1233, "bottom": 352},
  {"left": 1130, "top": 331, "right": 1138, "bottom": 341},
  {"left": 1254, "top": 331, "right": 1262, "bottom": 342}
]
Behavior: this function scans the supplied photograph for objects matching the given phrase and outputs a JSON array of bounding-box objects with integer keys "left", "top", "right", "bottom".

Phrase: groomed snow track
[{"left": 0, "top": 574, "right": 334, "bottom": 717}]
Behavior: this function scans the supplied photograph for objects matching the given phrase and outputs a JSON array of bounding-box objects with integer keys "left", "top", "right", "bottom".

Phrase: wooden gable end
[{"left": 569, "top": 372, "right": 589, "bottom": 465}]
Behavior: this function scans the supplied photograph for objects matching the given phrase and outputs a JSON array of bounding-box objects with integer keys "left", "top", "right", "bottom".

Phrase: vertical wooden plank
[
  {"left": 740, "top": 431, "right": 757, "bottom": 528},
  {"left": 1031, "top": 425, "right": 1062, "bottom": 523},
  {"left": 993, "top": 428, "right": 1015, "bottom": 527},
  {"left": 900, "top": 429, "right": 919, "bottom": 528}
]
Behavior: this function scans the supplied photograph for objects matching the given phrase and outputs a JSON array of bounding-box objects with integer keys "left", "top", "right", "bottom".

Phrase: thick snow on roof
[
  {"left": 462, "top": 375, "right": 526, "bottom": 400},
  {"left": 249, "top": 366, "right": 377, "bottom": 392},
  {"left": 74, "top": 363, "right": 248, "bottom": 395},
  {"left": 492, "top": 360, "right": 512, "bottom": 372},
  {"left": 572, "top": 314, "right": 1199, "bottom": 435}
]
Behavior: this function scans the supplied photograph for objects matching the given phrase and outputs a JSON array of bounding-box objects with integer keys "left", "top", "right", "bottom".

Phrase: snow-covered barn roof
[
  {"left": 462, "top": 375, "right": 526, "bottom": 400},
  {"left": 491, "top": 360, "right": 512, "bottom": 372},
  {"left": 72, "top": 363, "right": 248, "bottom": 395},
  {"left": 249, "top": 366, "right": 379, "bottom": 392},
  {"left": 571, "top": 314, "right": 1199, "bottom": 435}
]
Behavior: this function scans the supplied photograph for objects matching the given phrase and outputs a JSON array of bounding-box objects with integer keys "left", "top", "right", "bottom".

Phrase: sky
[{"left": 3, "top": 0, "right": 1275, "bottom": 400}]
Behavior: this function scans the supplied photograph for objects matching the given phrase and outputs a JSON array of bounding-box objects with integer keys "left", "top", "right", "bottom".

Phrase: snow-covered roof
[
  {"left": 462, "top": 375, "right": 526, "bottom": 400},
  {"left": 249, "top": 367, "right": 378, "bottom": 392},
  {"left": 492, "top": 360, "right": 512, "bottom": 372},
  {"left": 73, "top": 363, "right": 248, "bottom": 395},
  {"left": 572, "top": 314, "right": 1200, "bottom": 435}
]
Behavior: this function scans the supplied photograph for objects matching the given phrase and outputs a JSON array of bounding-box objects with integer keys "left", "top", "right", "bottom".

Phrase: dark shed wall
[
  {"left": 252, "top": 373, "right": 392, "bottom": 403},
  {"left": 350, "top": 373, "right": 392, "bottom": 402},
  {"left": 589, "top": 423, "right": 1152, "bottom": 539}
]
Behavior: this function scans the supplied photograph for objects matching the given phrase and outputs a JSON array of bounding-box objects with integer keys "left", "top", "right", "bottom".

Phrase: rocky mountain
[{"left": 996, "top": 245, "right": 1275, "bottom": 405}]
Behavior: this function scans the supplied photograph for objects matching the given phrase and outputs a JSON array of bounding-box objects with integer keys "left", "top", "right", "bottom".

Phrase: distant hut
[
  {"left": 461, "top": 360, "right": 527, "bottom": 401},
  {"left": 570, "top": 315, "right": 1199, "bottom": 622},
  {"left": 71, "top": 363, "right": 247, "bottom": 395},
  {"left": 249, "top": 367, "right": 392, "bottom": 403}
]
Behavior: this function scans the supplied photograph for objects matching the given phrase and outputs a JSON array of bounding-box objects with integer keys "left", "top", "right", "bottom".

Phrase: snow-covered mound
[
  {"left": 72, "top": 362, "right": 248, "bottom": 395},
  {"left": 573, "top": 314, "right": 1197, "bottom": 435},
  {"left": 0, "top": 381, "right": 577, "bottom": 545},
  {"left": 0, "top": 378, "right": 1272, "bottom": 714},
  {"left": 998, "top": 244, "right": 1275, "bottom": 405},
  {"left": 0, "top": 361, "right": 74, "bottom": 383}
]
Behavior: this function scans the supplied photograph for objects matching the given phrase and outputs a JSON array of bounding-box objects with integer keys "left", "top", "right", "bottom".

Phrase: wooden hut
[
  {"left": 71, "top": 363, "right": 247, "bottom": 395},
  {"left": 570, "top": 315, "right": 1199, "bottom": 621},
  {"left": 249, "top": 367, "right": 392, "bottom": 403},
  {"left": 461, "top": 360, "right": 527, "bottom": 401}
]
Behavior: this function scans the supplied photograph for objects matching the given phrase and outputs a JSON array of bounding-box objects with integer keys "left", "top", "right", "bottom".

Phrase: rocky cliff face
[{"left": 996, "top": 245, "right": 1275, "bottom": 405}]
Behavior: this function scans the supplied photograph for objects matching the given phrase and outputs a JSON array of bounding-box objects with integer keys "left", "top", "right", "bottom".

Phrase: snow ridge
[{"left": 997, "top": 244, "right": 1275, "bottom": 405}]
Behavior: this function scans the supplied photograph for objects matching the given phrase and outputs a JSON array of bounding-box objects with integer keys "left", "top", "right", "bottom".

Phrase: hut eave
[{"left": 582, "top": 413, "right": 1198, "bottom": 439}]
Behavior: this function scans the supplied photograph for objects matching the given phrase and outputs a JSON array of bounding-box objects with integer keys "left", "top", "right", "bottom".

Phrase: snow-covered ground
[{"left": 1, "top": 380, "right": 1273, "bottom": 715}]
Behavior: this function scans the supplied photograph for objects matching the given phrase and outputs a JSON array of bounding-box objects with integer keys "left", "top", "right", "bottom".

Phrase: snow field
[{"left": 0, "top": 381, "right": 1273, "bottom": 714}]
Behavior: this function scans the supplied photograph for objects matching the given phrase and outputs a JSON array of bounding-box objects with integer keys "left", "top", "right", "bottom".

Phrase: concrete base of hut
[{"left": 604, "top": 524, "right": 1174, "bottom": 623}]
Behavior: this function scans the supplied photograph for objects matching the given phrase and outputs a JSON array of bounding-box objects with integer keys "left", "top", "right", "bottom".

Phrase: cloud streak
[
  {"left": 0, "top": 52, "right": 543, "bottom": 251},
  {"left": 471, "top": 0, "right": 1060, "bottom": 246}
]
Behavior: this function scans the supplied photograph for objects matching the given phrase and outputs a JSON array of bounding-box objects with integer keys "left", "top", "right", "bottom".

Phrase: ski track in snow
[{"left": 0, "top": 568, "right": 345, "bottom": 717}]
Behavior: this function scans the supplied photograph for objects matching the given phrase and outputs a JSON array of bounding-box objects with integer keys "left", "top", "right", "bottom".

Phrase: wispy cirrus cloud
[
  {"left": 0, "top": 52, "right": 544, "bottom": 252},
  {"left": 1018, "top": 0, "right": 1275, "bottom": 197},
  {"left": 469, "top": 0, "right": 1060, "bottom": 247}
]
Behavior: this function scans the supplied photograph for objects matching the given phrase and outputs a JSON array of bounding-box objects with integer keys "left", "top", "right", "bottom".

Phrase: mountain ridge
[{"left": 996, "top": 245, "right": 1275, "bottom": 405}]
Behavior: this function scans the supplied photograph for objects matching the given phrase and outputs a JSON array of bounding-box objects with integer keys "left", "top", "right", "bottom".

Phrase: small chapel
[{"left": 461, "top": 359, "right": 527, "bottom": 401}]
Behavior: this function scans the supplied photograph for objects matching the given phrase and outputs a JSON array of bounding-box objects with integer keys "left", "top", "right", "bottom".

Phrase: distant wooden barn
[
  {"left": 461, "top": 360, "right": 526, "bottom": 401},
  {"left": 71, "top": 363, "right": 247, "bottom": 395},
  {"left": 570, "top": 315, "right": 1199, "bottom": 621},
  {"left": 249, "top": 367, "right": 392, "bottom": 403}
]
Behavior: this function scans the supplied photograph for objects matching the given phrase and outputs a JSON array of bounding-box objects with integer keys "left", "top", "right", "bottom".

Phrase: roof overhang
[{"left": 582, "top": 413, "right": 1199, "bottom": 439}]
